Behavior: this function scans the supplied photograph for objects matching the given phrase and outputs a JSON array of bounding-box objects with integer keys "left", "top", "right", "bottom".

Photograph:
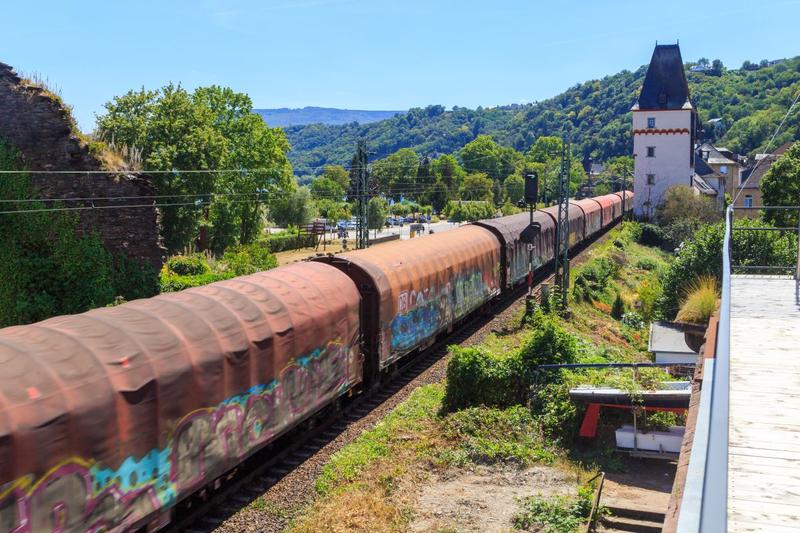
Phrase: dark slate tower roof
[{"left": 634, "top": 44, "right": 692, "bottom": 111}]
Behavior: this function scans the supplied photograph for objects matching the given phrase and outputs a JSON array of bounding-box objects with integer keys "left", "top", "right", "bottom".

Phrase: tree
[
  {"left": 525, "top": 137, "right": 586, "bottom": 199},
  {"left": 431, "top": 154, "right": 466, "bottom": 189},
  {"left": 459, "top": 135, "right": 519, "bottom": 181},
  {"left": 460, "top": 173, "right": 495, "bottom": 202},
  {"left": 269, "top": 187, "right": 315, "bottom": 227},
  {"left": 368, "top": 197, "right": 388, "bottom": 236},
  {"left": 370, "top": 148, "right": 420, "bottom": 201},
  {"left": 310, "top": 176, "right": 345, "bottom": 200},
  {"left": 762, "top": 142, "right": 800, "bottom": 227},
  {"left": 505, "top": 173, "right": 525, "bottom": 204},
  {"left": 710, "top": 59, "right": 725, "bottom": 76},
  {"left": 656, "top": 185, "right": 720, "bottom": 226},
  {"left": 96, "top": 84, "right": 293, "bottom": 253},
  {"left": 321, "top": 165, "right": 350, "bottom": 190}
]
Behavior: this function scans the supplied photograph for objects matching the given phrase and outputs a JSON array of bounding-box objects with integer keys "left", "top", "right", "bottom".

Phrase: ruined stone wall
[{"left": 0, "top": 61, "right": 163, "bottom": 270}]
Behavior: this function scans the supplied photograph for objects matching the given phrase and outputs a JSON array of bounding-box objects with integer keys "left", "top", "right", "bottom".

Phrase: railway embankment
[{"left": 221, "top": 222, "right": 677, "bottom": 533}]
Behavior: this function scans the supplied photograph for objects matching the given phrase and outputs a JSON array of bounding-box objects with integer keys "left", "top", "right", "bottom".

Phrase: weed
[{"left": 675, "top": 275, "right": 719, "bottom": 324}]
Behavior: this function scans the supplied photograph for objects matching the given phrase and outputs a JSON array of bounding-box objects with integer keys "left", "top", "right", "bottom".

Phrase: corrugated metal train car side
[
  {"left": 316, "top": 225, "right": 501, "bottom": 379},
  {"left": 0, "top": 262, "right": 361, "bottom": 532}
]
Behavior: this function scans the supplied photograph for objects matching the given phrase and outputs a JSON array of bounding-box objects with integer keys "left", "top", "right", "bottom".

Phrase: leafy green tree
[
  {"left": 371, "top": 148, "right": 420, "bottom": 201},
  {"left": 505, "top": 173, "right": 525, "bottom": 204},
  {"left": 761, "top": 142, "right": 800, "bottom": 227},
  {"left": 445, "top": 200, "right": 497, "bottom": 222},
  {"left": 321, "top": 164, "right": 350, "bottom": 190},
  {"left": 431, "top": 154, "right": 466, "bottom": 189},
  {"left": 97, "top": 84, "right": 292, "bottom": 253},
  {"left": 368, "top": 197, "right": 389, "bottom": 236},
  {"left": 459, "top": 135, "right": 519, "bottom": 181},
  {"left": 310, "top": 176, "right": 345, "bottom": 200},
  {"left": 460, "top": 173, "right": 495, "bottom": 202},
  {"left": 269, "top": 187, "right": 315, "bottom": 227}
]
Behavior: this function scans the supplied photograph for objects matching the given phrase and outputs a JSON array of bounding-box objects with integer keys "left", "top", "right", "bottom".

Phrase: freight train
[{"left": 0, "top": 192, "right": 632, "bottom": 532}]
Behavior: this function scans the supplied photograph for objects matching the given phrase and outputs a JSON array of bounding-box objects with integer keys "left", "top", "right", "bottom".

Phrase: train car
[
  {"left": 316, "top": 225, "right": 501, "bottom": 379},
  {"left": 614, "top": 190, "right": 634, "bottom": 213},
  {"left": 0, "top": 262, "right": 361, "bottom": 532},
  {"left": 594, "top": 193, "right": 623, "bottom": 222},
  {"left": 570, "top": 199, "right": 603, "bottom": 239},
  {"left": 542, "top": 203, "right": 585, "bottom": 248},
  {"left": 473, "top": 210, "right": 556, "bottom": 291}
]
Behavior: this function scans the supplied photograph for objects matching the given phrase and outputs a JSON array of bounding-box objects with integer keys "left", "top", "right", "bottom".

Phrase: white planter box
[{"left": 615, "top": 424, "right": 684, "bottom": 453}]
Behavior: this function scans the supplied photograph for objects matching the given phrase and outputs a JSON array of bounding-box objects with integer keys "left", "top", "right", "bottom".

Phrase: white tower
[{"left": 632, "top": 44, "right": 696, "bottom": 219}]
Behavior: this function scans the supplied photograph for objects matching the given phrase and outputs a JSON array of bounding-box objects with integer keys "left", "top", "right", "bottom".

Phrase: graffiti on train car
[
  {"left": 389, "top": 268, "right": 496, "bottom": 353},
  {"left": 509, "top": 245, "right": 543, "bottom": 284},
  {"left": 0, "top": 341, "right": 353, "bottom": 532}
]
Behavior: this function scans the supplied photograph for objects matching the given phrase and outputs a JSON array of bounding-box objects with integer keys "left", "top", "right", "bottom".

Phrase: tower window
[
  {"left": 720, "top": 165, "right": 728, "bottom": 174},
  {"left": 647, "top": 174, "right": 656, "bottom": 185},
  {"left": 647, "top": 117, "right": 656, "bottom": 128},
  {"left": 744, "top": 195, "right": 753, "bottom": 208},
  {"left": 647, "top": 146, "right": 656, "bottom": 157}
]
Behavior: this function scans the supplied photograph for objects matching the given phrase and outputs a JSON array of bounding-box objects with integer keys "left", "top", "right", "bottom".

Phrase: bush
[
  {"left": 611, "top": 293, "right": 625, "bottom": 319},
  {"left": 572, "top": 257, "right": 619, "bottom": 302},
  {"left": 444, "top": 346, "right": 526, "bottom": 411},
  {"left": 160, "top": 271, "right": 231, "bottom": 292},
  {"left": 675, "top": 276, "right": 719, "bottom": 323},
  {"left": 513, "top": 485, "right": 595, "bottom": 533},
  {"left": 166, "top": 254, "right": 211, "bottom": 276},
  {"left": 444, "top": 200, "right": 496, "bottom": 222},
  {"left": 519, "top": 312, "right": 579, "bottom": 371},
  {"left": 221, "top": 244, "right": 278, "bottom": 276},
  {"left": 261, "top": 230, "right": 316, "bottom": 253},
  {"left": 637, "top": 223, "right": 665, "bottom": 247},
  {"left": 636, "top": 258, "right": 659, "bottom": 271}
]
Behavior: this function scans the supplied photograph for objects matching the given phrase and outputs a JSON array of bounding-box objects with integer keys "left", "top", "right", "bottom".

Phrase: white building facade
[{"left": 632, "top": 44, "right": 697, "bottom": 219}]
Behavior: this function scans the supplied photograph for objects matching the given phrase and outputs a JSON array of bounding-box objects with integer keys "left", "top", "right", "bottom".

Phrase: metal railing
[{"left": 677, "top": 205, "right": 800, "bottom": 532}]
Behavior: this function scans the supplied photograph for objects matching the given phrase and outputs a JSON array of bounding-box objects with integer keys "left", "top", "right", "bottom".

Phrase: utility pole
[
  {"left": 553, "top": 139, "right": 571, "bottom": 313},
  {"left": 354, "top": 139, "right": 370, "bottom": 249}
]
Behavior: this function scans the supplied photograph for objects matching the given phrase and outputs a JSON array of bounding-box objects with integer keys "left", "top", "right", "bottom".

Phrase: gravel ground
[{"left": 213, "top": 227, "right": 617, "bottom": 533}]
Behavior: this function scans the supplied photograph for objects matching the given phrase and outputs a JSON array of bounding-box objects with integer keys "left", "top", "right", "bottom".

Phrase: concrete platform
[{"left": 729, "top": 275, "right": 800, "bottom": 532}]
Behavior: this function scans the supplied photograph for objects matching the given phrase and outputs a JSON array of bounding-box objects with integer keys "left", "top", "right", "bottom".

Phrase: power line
[{"left": 733, "top": 87, "right": 800, "bottom": 203}]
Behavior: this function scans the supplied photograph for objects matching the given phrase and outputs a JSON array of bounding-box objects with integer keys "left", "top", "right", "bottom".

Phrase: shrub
[
  {"left": 221, "top": 244, "right": 278, "bottom": 276},
  {"left": 166, "top": 254, "right": 211, "bottom": 276},
  {"left": 160, "top": 271, "right": 231, "bottom": 292},
  {"left": 675, "top": 275, "right": 719, "bottom": 324},
  {"left": 611, "top": 293, "right": 625, "bottom": 319},
  {"left": 444, "top": 200, "right": 496, "bottom": 222},
  {"left": 444, "top": 346, "right": 526, "bottom": 411},
  {"left": 636, "top": 258, "right": 659, "bottom": 271},
  {"left": 513, "top": 484, "right": 595, "bottom": 533},
  {"left": 519, "top": 312, "right": 579, "bottom": 372},
  {"left": 637, "top": 276, "right": 662, "bottom": 321},
  {"left": 572, "top": 257, "right": 619, "bottom": 302},
  {"left": 637, "top": 223, "right": 665, "bottom": 247},
  {"left": 261, "top": 230, "right": 316, "bottom": 253}
]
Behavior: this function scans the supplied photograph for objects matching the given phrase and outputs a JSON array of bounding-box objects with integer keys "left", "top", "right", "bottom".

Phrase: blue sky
[{"left": 3, "top": 0, "right": 799, "bottom": 130}]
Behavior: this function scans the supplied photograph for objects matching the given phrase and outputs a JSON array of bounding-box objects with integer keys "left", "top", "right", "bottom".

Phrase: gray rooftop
[{"left": 649, "top": 320, "right": 698, "bottom": 354}]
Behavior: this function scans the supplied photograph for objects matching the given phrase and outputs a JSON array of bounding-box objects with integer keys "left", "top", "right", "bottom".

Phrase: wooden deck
[{"left": 729, "top": 275, "right": 800, "bottom": 532}]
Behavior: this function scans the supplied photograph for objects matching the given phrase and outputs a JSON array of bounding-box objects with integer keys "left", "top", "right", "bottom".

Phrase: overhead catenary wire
[{"left": 732, "top": 87, "right": 800, "bottom": 203}]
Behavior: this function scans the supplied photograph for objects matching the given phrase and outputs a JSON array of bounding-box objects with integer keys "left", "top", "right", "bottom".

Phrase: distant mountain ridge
[
  {"left": 282, "top": 57, "right": 800, "bottom": 175},
  {"left": 255, "top": 106, "right": 404, "bottom": 127}
]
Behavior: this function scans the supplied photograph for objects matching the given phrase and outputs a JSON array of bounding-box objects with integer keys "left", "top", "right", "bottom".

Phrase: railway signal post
[{"left": 521, "top": 172, "right": 541, "bottom": 318}]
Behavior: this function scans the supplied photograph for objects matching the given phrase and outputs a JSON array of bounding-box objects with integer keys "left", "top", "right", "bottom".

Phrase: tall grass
[{"left": 675, "top": 276, "right": 719, "bottom": 324}]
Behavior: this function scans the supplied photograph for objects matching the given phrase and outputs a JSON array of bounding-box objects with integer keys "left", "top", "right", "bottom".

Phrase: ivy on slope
[{"left": 286, "top": 57, "right": 800, "bottom": 173}]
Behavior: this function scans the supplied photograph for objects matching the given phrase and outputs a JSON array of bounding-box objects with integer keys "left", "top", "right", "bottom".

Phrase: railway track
[{"left": 165, "top": 222, "right": 618, "bottom": 533}]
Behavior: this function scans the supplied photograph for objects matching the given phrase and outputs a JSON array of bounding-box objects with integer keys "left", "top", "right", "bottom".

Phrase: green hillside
[{"left": 287, "top": 57, "right": 800, "bottom": 174}]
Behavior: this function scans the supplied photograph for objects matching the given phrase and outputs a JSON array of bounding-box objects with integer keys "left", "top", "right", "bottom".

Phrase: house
[
  {"left": 632, "top": 44, "right": 698, "bottom": 219},
  {"left": 736, "top": 142, "right": 794, "bottom": 216},
  {"left": 692, "top": 143, "right": 743, "bottom": 210},
  {"left": 648, "top": 321, "right": 698, "bottom": 364}
]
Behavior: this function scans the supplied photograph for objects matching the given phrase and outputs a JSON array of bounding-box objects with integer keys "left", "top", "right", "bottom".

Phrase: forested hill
[
  {"left": 256, "top": 107, "right": 403, "bottom": 127},
  {"left": 286, "top": 57, "right": 800, "bottom": 175}
]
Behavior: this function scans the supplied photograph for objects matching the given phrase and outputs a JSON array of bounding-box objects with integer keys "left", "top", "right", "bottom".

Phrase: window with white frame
[
  {"left": 720, "top": 165, "right": 728, "bottom": 174},
  {"left": 647, "top": 117, "right": 656, "bottom": 128},
  {"left": 744, "top": 195, "right": 753, "bottom": 208}
]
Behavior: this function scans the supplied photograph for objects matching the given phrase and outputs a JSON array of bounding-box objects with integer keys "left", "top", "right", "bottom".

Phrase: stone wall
[{"left": 0, "top": 61, "right": 163, "bottom": 270}]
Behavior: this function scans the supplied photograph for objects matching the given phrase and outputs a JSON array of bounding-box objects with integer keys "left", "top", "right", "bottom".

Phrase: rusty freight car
[
  {"left": 0, "top": 262, "right": 361, "bottom": 532},
  {"left": 317, "top": 225, "right": 501, "bottom": 379},
  {"left": 542, "top": 202, "right": 586, "bottom": 248},
  {"left": 571, "top": 198, "right": 604, "bottom": 239},
  {"left": 473, "top": 210, "right": 557, "bottom": 291}
]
